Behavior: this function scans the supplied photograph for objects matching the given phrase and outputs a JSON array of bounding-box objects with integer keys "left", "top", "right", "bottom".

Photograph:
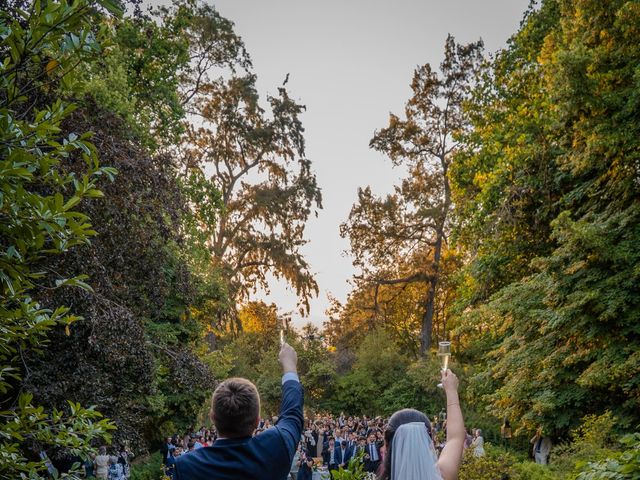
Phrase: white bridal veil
[{"left": 391, "top": 422, "right": 442, "bottom": 480}]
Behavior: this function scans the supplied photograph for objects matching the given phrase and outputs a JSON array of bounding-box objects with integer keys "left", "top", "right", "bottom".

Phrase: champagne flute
[
  {"left": 280, "top": 328, "right": 285, "bottom": 347},
  {"left": 437, "top": 341, "right": 451, "bottom": 388}
]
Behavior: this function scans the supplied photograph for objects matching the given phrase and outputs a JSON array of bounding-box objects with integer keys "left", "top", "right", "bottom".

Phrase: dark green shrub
[{"left": 131, "top": 452, "right": 166, "bottom": 480}]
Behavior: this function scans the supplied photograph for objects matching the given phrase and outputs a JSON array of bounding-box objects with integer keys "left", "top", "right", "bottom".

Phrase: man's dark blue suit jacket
[{"left": 175, "top": 376, "right": 303, "bottom": 480}]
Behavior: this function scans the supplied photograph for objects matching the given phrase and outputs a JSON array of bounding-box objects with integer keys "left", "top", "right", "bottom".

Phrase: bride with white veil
[{"left": 378, "top": 370, "right": 465, "bottom": 480}]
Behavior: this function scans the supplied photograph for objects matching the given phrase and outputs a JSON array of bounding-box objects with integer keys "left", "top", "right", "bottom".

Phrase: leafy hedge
[{"left": 130, "top": 452, "right": 166, "bottom": 480}]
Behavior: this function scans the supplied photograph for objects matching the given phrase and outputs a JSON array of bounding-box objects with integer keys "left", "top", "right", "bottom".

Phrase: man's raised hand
[{"left": 279, "top": 342, "right": 298, "bottom": 374}]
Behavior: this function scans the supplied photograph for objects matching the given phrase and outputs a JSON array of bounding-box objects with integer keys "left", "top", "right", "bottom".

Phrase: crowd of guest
[
  {"left": 159, "top": 412, "right": 490, "bottom": 480},
  {"left": 161, "top": 428, "right": 218, "bottom": 478},
  {"left": 290, "top": 413, "right": 479, "bottom": 479},
  {"left": 43, "top": 444, "right": 133, "bottom": 479},
  {"left": 291, "top": 413, "right": 387, "bottom": 479}
]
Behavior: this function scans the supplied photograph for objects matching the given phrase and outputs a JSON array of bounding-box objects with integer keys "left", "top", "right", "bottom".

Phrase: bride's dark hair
[{"left": 379, "top": 408, "right": 432, "bottom": 480}]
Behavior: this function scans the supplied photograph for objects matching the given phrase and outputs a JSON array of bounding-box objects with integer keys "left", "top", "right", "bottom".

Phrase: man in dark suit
[
  {"left": 160, "top": 437, "right": 174, "bottom": 466},
  {"left": 346, "top": 432, "right": 357, "bottom": 454},
  {"left": 338, "top": 440, "right": 352, "bottom": 468},
  {"left": 363, "top": 433, "right": 381, "bottom": 474},
  {"left": 175, "top": 343, "right": 303, "bottom": 480},
  {"left": 322, "top": 437, "right": 340, "bottom": 475}
]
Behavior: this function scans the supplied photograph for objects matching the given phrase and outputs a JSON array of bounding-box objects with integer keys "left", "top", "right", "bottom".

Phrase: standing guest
[
  {"left": 166, "top": 447, "right": 181, "bottom": 479},
  {"left": 290, "top": 443, "right": 302, "bottom": 480},
  {"left": 434, "top": 417, "right": 442, "bottom": 433},
  {"left": 316, "top": 427, "right": 326, "bottom": 458},
  {"left": 94, "top": 447, "right": 110, "bottom": 480},
  {"left": 338, "top": 440, "right": 352, "bottom": 468},
  {"left": 107, "top": 456, "right": 124, "bottom": 480},
  {"left": 175, "top": 343, "right": 303, "bottom": 480},
  {"left": 471, "top": 429, "right": 485, "bottom": 457},
  {"left": 357, "top": 437, "right": 367, "bottom": 457},
  {"left": 322, "top": 438, "right": 340, "bottom": 476},
  {"left": 363, "top": 433, "right": 381, "bottom": 474},
  {"left": 296, "top": 449, "right": 314, "bottom": 480},
  {"left": 193, "top": 435, "right": 204, "bottom": 450},
  {"left": 160, "top": 437, "right": 174, "bottom": 466},
  {"left": 347, "top": 432, "right": 358, "bottom": 452},
  {"left": 84, "top": 452, "right": 96, "bottom": 478},
  {"left": 501, "top": 418, "right": 512, "bottom": 446},
  {"left": 379, "top": 370, "right": 465, "bottom": 480},
  {"left": 117, "top": 445, "right": 133, "bottom": 479},
  {"left": 304, "top": 425, "right": 317, "bottom": 454},
  {"left": 464, "top": 428, "right": 473, "bottom": 449},
  {"left": 339, "top": 413, "right": 346, "bottom": 428},
  {"left": 530, "top": 427, "right": 552, "bottom": 465}
]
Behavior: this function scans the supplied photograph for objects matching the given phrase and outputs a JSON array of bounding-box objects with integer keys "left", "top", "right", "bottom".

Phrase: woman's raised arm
[{"left": 436, "top": 370, "right": 465, "bottom": 480}]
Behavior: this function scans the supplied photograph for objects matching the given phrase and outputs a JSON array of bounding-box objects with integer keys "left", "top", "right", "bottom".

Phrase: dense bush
[
  {"left": 130, "top": 452, "right": 166, "bottom": 480},
  {"left": 0, "top": 0, "right": 120, "bottom": 477},
  {"left": 459, "top": 444, "right": 519, "bottom": 480},
  {"left": 576, "top": 433, "right": 640, "bottom": 479},
  {"left": 511, "top": 461, "right": 559, "bottom": 480}
]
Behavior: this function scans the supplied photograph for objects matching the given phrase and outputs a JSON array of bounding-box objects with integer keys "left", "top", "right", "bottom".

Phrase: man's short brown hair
[{"left": 211, "top": 378, "right": 260, "bottom": 437}]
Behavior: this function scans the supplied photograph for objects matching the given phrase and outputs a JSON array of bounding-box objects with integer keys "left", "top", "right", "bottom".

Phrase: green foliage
[
  {"left": 218, "top": 320, "right": 336, "bottom": 415},
  {"left": 0, "top": 0, "right": 119, "bottom": 477},
  {"left": 130, "top": 452, "right": 165, "bottom": 480},
  {"left": 296, "top": 324, "right": 337, "bottom": 408},
  {"left": 457, "top": 427, "right": 640, "bottom": 480},
  {"left": 450, "top": 0, "right": 640, "bottom": 436},
  {"left": 82, "top": 0, "right": 248, "bottom": 151},
  {"left": 544, "top": 412, "right": 627, "bottom": 479},
  {"left": 184, "top": 68, "right": 322, "bottom": 327},
  {"left": 458, "top": 444, "right": 519, "bottom": 480},
  {"left": 576, "top": 434, "right": 640, "bottom": 480},
  {"left": 330, "top": 451, "right": 369, "bottom": 480},
  {"left": 324, "top": 330, "right": 445, "bottom": 416},
  {"left": 331, "top": 368, "right": 379, "bottom": 415},
  {"left": 9, "top": 0, "right": 255, "bottom": 452},
  {"left": 0, "top": 395, "right": 115, "bottom": 479},
  {"left": 511, "top": 461, "right": 559, "bottom": 480}
]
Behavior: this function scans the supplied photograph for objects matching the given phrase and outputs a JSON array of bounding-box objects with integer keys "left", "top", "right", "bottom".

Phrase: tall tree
[
  {"left": 20, "top": 0, "right": 246, "bottom": 449},
  {"left": 341, "top": 35, "right": 483, "bottom": 354},
  {"left": 183, "top": 74, "right": 322, "bottom": 331},
  {"left": 452, "top": 0, "right": 640, "bottom": 434},
  {"left": 450, "top": 0, "right": 563, "bottom": 306}
]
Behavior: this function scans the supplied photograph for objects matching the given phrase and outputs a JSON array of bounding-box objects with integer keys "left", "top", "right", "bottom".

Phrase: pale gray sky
[{"left": 153, "top": 0, "right": 531, "bottom": 327}]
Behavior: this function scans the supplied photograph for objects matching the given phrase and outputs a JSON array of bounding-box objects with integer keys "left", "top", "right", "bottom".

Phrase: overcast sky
[{"left": 165, "top": 0, "right": 531, "bottom": 328}]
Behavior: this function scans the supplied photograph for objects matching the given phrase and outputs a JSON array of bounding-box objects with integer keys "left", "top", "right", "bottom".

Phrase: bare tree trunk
[
  {"left": 420, "top": 232, "right": 443, "bottom": 356},
  {"left": 420, "top": 153, "right": 450, "bottom": 357},
  {"left": 434, "top": 304, "right": 440, "bottom": 345}
]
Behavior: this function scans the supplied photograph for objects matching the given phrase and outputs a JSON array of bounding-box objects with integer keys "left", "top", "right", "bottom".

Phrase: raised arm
[
  {"left": 436, "top": 370, "right": 465, "bottom": 480},
  {"left": 276, "top": 342, "right": 304, "bottom": 457}
]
